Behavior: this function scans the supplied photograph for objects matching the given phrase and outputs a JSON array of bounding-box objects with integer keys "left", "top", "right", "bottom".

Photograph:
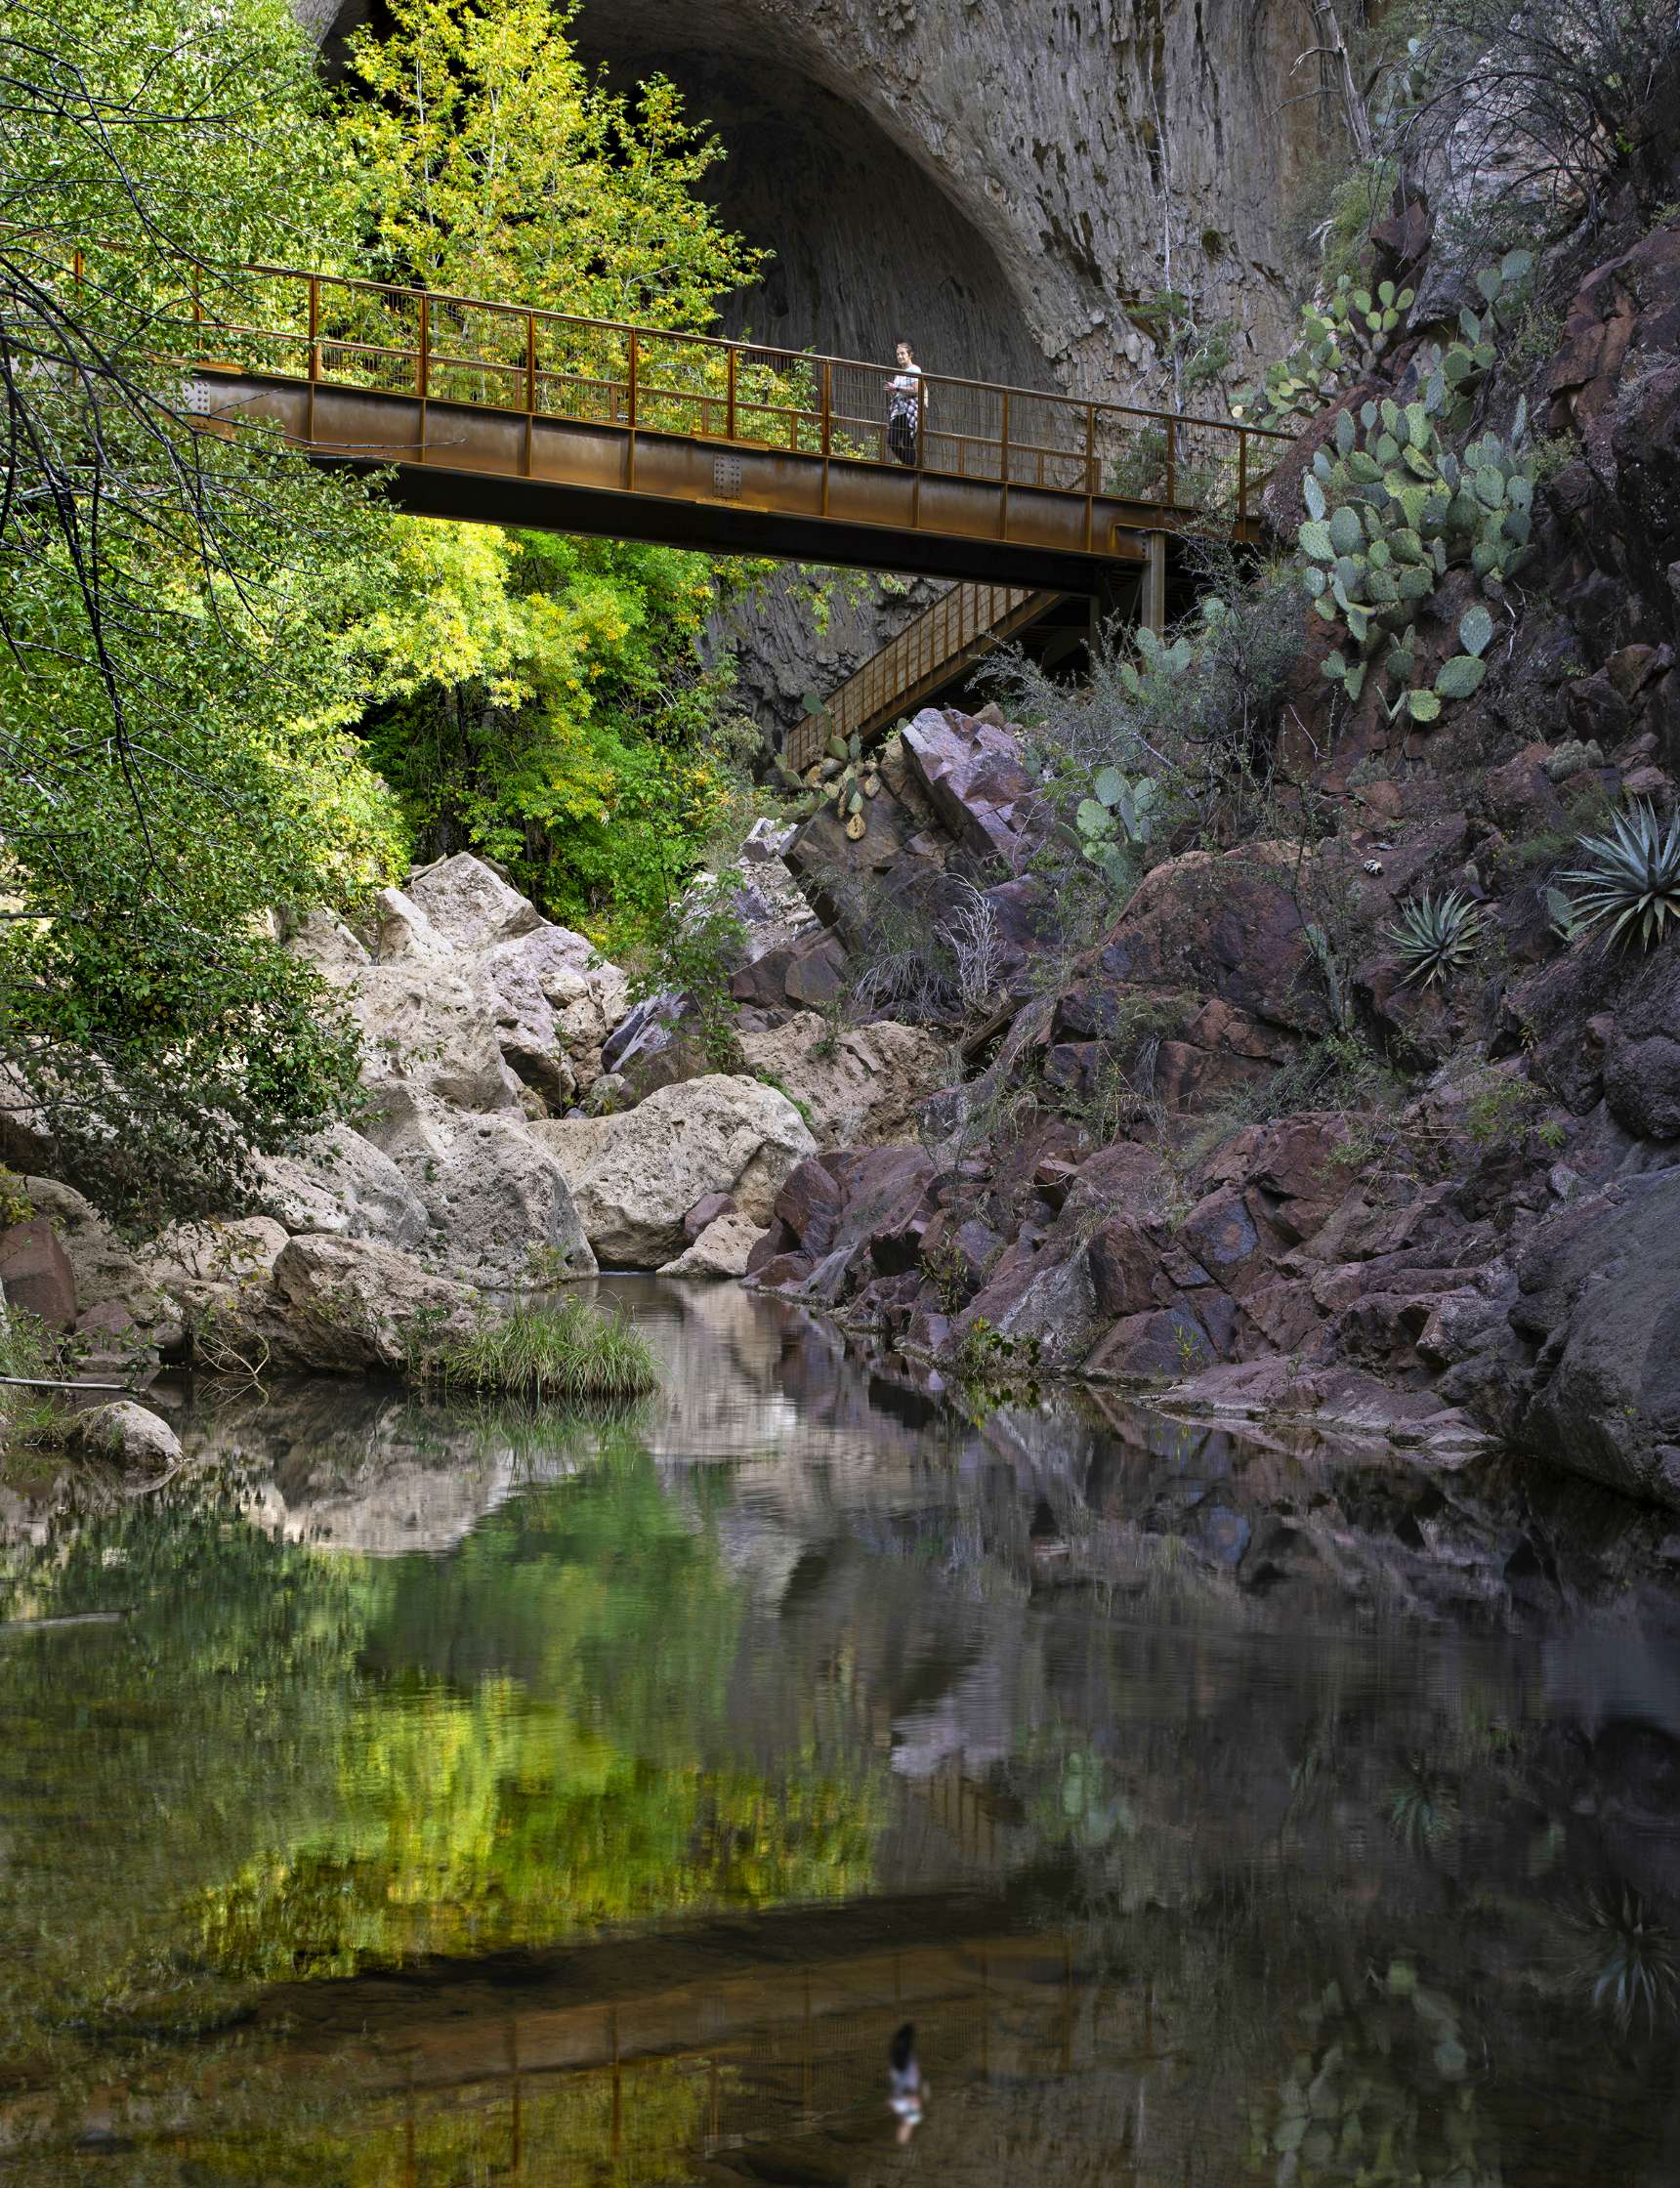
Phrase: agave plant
[
  {"left": 1570, "top": 1887, "right": 1680, "bottom": 2035},
  {"left": 1385, "top": 1761, "right": 1459, "bottom": 1853},
  {"left": 1386, "top": 888, "right": 1483, "bottom": 988},
  {"left": 1561, "top": 799, "right": 1680, "bottom": 950}
]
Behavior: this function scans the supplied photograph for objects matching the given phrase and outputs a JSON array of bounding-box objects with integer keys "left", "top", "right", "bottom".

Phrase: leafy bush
[
  {"left": 0, "top": 1310, "right": 72, "bottom": 1454},
  {"left": 1393, "top": 0, "right": 1680, "bottom": 231},
  {"left": 1561, "top": 799, "right": 1680, "bottom": 949},
  {"left": 1235, "top": 273, "right": 1417, "bottom": 433},
  {"left": 626, "top": 874, "right": 749, "bottom": 1067},
  {"left": 1570, "top": 1887, "right": 1680, "bottom": 2036},
  {"left": 422, "top": 1299, "right": 660, "bottom": 1403},
  {"left": 1075, "top": 767, "right": 1162, "bottom": 891},
  {"left": 1386, "top": 888, "right": 1484, "bottom": 987},
  {"left": 1302, "top": 392, "right": 1528, "bottom": 723}
]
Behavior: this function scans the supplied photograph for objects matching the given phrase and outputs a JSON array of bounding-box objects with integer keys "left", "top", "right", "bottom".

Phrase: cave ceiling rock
[{"left": 300, "top": 0, "right": 1348, "bottom": 400}]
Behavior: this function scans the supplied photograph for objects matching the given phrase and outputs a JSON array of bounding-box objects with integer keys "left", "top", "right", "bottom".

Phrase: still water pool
[{"left": 2, "top": 1279, "right": 1678, "bottom": 2184}]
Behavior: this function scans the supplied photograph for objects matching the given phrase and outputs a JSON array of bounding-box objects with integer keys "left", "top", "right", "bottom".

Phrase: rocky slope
[{"left": 726, "top": 195, "right": 1680, "bottom": 1510}]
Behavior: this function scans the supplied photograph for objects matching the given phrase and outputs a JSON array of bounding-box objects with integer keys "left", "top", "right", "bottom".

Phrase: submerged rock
[
  {"left": 71, "top": 1401, "right": 182, "bottom": 1468},
  {"left": 661, "top": 1211, "right": 765, "bottom": 1279}
]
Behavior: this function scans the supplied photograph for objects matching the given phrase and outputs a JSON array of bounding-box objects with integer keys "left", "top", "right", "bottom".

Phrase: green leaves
[
  {"left": 1289, "top": 253, "right": 1536, "bottom": 729},
  {"left": 1561, "top": 799, "right": 1680, "bottom": 950},
  {"left": 1459, "top": 604, "right": 1495, "bottom": 658},
  {"left": 1436, "top": 654, "right": 1489, "bottom": 700},
  {"left": 1329, "top": 504, "right": 1365, "bottom": 556},
  {"left": 1386, "top": 887, "right": 1483, "bottom": 985},
  {"left": 1075, "top": 765, "right": 1162, "bottom": 882}
]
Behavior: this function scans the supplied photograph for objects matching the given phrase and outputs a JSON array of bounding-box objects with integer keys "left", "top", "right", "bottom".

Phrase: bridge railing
[{"left": 170, "top": 263, "right": 1290, "bottom": 532}]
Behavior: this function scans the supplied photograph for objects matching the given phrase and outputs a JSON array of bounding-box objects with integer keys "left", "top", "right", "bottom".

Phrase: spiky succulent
[
  {"left": 1386, "top": 888, "right": 1483, "bottom": 988},
  {"left": 1570, "top": 1887, "right": 1680, "bottom": 2035},
  {"left": 1560, "top": 799, "right": 1680, "bottom": 950}
]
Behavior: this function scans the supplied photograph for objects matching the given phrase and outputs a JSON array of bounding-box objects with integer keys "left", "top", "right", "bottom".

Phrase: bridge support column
[{"left": 1142, "top": 530, "right": 1168, "bottom": 639}]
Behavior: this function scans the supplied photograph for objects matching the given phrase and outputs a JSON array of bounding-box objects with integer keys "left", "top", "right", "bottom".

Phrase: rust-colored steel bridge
[{"left": 186, "top": 264, "right": 1287, "bottom": 597}]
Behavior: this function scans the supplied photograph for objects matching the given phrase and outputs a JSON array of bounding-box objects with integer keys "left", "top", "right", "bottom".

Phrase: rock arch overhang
[{"left": 301, "top": 0, "right": 1352, "bottom": 405}]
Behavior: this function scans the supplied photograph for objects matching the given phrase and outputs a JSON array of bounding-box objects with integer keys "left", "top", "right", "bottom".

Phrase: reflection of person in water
[
  {"left": 886, "top": 341, "right": 923, "bottom": 467},
  {"left": 887, "top": 2021, "right": 926, "bottom": 2143}
]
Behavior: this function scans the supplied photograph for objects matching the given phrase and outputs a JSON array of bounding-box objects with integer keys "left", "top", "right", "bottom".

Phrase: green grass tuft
[
  {"left": 422, "top": 1298, "right": 660, "bottom": 1405},
  {"left": 0, "top": 1310, "right": 74, "bottom": 1454}
]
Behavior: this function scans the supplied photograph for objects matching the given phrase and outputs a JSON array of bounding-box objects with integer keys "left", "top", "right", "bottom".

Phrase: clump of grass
[
  {"left": 0, "top": 1310, "right": 73, "bottom": 1454},
  {"left": 422, "top": 1299, "right": 660, "bottom": 1404}
]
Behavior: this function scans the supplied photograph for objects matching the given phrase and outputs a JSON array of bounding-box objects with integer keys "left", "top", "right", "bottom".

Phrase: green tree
[
  {"left": 338, "top": 0, "right": 769, "bottom": 325},
  {"left": 331, "top": 0, "right": 779, "bottom": 951},
  {"left": 0, "top": 0, "right": 407, "bottom": 1228}
]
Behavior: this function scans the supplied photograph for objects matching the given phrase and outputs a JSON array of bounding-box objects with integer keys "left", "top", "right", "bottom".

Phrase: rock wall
[
  {"left": 300, "top": 0, "right": 1350, "bottom": 393},
  {"left": 567, "top": 0, "right": 1348, "bottom": 401}
]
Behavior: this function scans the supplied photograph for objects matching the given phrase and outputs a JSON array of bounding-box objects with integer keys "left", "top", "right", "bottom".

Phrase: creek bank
[
  {"left": 0, "top": 831, "right": 949, "bottom": 1368},
  {"left": 731, "top": 201, "right": 1680, "bottom": 1501}
]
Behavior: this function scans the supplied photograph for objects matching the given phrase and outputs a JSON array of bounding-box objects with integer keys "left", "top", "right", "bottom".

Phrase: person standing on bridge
[{"left": 887, "top": 341, "right": 924, "bottom": 467}]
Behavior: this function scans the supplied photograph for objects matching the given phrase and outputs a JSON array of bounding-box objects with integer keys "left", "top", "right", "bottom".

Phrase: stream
[{"left": 1, "top": 1278, "right": 1678, "bottom": 2183}]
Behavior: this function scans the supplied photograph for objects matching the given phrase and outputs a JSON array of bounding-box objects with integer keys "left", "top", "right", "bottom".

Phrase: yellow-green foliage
[
  {"left": 337, "top": 0, "right": 768, "bottom": 327},
  {"left": 329, "top": 0, "right": 788, "bottom": 948}
]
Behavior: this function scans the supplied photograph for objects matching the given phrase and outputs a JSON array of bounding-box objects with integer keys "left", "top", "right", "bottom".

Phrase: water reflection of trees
[{"left": 6, "top": 1344, "right": 1680, "bottom": 2180}]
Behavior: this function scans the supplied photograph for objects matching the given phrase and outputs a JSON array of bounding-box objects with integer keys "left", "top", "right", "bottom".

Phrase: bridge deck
[{"left": 184, "top": 265, "right": 1287, "bottom": 590}]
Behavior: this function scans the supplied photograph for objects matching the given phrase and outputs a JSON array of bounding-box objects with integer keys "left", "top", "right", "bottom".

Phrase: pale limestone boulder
[
  {"left": 529, "top": 1115, "right": 617, "bottom": 1186},
  {"left": 372, "top": 885, "right": 451, "bottom": 962},
  {"left": 285, "top": 906, "right": 370, "bottom": 976},
  {"left": 17, "top": 1178, "right": 147, "bottom": 1324},
  {"left": 476, "top": 925, "right": 591, "bottom": 1108},
  {"left": 256, "top": 1123, "right": 429, "bottom": 1247},
  {"left": 368, "top": 1089, "right": 596, "bottom": 1283},
  {"left": 266, "top": 1235, "right": 483, "bottom": 1372},
  {"left": 71, "top": 1401, "right": 182, "bottom": 1467},
  {"left": 737, "top": 1014, "right": 950, "bottom": 1148},
  {"left": 661, "top": 1211, "right": 764, "bottom": 1279},
  {"left": 547, "top": 957, "right": 631, "bottom": 1092},
  {"left": 566, "top": 1076, "right": 817, "bottom": 1267},
  {"left": 136, "top": 1217, "right": 290, "bottom": 1364},
  {"left": 346, "top": 960, "right": 524, "bottom": 1116},
  {"left": 405, "top": 852, "right": 542, "bottom": 951}
]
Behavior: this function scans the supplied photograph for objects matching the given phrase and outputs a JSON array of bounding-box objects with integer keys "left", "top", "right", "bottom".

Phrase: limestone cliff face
[
  {"left": 304, "top": 0, "right": 1347, "bottom": 400},
  {"left": 569, "top": 0, "right": 1346, "bottom": 400}
]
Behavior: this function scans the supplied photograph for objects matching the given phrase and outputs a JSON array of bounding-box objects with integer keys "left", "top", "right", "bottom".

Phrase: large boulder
[
  {"left": 144, "top": 1217, "right": 290, "bottom": 1338},
  {"left": 562, "top": 1076, "right": 818, "bottom": 1267},
  {"left": 1506, "top": 1169, "right": 1680, "bottom": 1507},
  {"left": 0, "top": 1216, "right": 76, "bottom": 1330},
  {"left": 736, "top": 1014, "right": 949, "bottom": 1147},
  {"left": 900, "top": 707, "right": 1039, "bottom": 866},
  {"left": 265, "top": 1235, "right": 483, "bottom": 1373},
  {"left": 477, "top": 923, "right": 628, "bottom": 1107},
  {"left": 343, "top": 960, "right": 525, "bottom": 1116},
  {"left": 365, "top": 1091, "right": 595, "bottom": 1283},
  {"left": 256, "top": 1123, "right": 429, "bottom": 1247},
  {"left": 21, "top": 1177, "right": 147, "bottom": 1316},
  {"left": 292, "top": 855, "right": 631, "bottom": 1116},
  {"left": 403, "top": 851, "right": 542, "bottom": 951},
  {"left": 1095, "top": 843, "right": 1330, "bottom": 1038}
]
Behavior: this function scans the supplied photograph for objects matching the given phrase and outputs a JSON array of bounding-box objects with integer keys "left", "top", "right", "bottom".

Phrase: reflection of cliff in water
[{"left": 6, "top": 1282, "right": 1680, "bottom": 2181}]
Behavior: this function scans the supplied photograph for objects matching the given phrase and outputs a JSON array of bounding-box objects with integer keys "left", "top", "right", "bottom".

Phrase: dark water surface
[{"left": 2, "top": 1279, "right": 1679, "bottom": 2184}]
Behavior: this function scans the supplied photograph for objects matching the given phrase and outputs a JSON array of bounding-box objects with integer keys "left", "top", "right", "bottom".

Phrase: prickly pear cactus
[{"left": 1297, "top": 371, "right": 1533, "bottom": 725}]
